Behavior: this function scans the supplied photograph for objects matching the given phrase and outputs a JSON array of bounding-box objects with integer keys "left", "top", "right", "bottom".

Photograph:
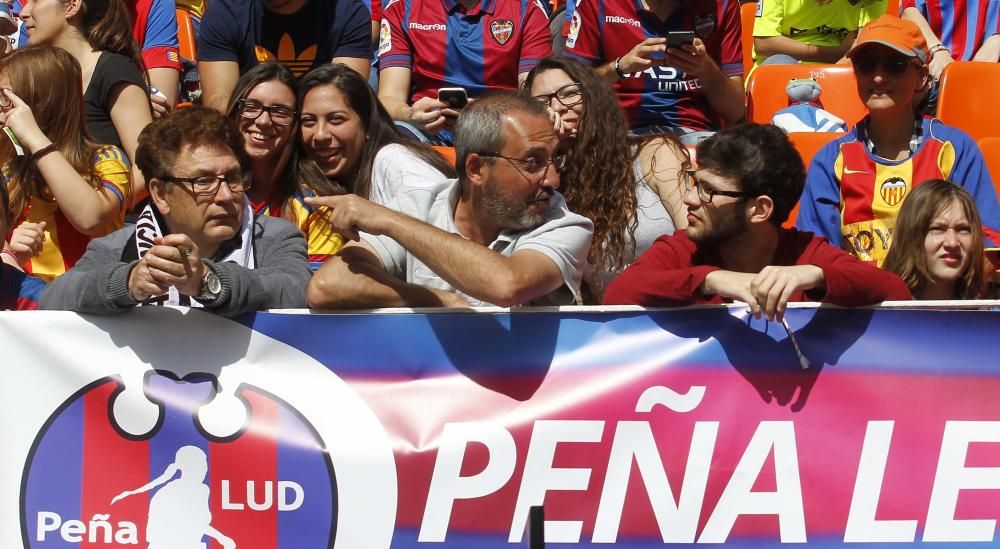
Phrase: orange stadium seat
[
  {"left": 937, "top": 62, "right": 1000, "bottom": 142},
  {"left": 740, "top": 2, "right": 757, "bottom": 76},
  {"left": 432, "top": 145, "right": 457, "bottom": 167},
  {"left": 746, "top": 64, "right": 867, "bottom": 128},
  {"left": 176, "top": 8, "right": 198, "bottom": 61},
  {"left": 783, "top": 131, "right": 846, "bottom": 227}
]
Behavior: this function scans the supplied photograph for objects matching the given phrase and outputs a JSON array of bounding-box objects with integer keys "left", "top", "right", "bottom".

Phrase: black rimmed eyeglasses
[
  {"left": 531, "top": 82, "right": 584, "bottom": 109},
  {"left": 685, "top": 170, "right": 752, "bottom": 204},
  {"left": 236, "top": 98, "right": 297, "bottom": 126},
  {"left": 160, "top": 170, "right": 253, "bottom": 196}
]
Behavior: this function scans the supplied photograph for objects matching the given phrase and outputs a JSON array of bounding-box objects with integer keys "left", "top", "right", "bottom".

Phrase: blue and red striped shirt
[
  {"left": 1, "top": 264, "right": 44, "bottom": 310},
  {"left": 564, "top": 0, "right": 744, "bottom": 132},
  {"left": 378, "top": 0, "right": 552, "bottom": 102},
  {"left": 901, "top": 0, "right": 1000, "bottom": 60}
]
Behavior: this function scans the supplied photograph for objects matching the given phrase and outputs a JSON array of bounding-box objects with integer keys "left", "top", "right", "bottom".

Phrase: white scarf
[{"left": 133, "top": 197, "right": 255, "bottom": 307}]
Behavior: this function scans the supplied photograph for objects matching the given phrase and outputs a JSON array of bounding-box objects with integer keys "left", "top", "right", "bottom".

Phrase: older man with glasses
[
  {"left": 305, "top": 91, "right": 594, "bottom": 308},
  {"left": 796, "top": 14, "right": 1000, "bottom": 267},
  {"left": 41, "top": 106, "right": 311, "bottom": 316},
  {"left": 605, "top": 124, "right": 911, "bottom": 318}
]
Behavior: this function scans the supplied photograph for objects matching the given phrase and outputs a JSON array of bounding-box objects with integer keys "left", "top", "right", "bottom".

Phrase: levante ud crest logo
[
  {"left": 491, "top": 19, "right": 514, "bottom": 45},
  {"left": 13, "top": 309, "right": 397, "bottom": 548}
]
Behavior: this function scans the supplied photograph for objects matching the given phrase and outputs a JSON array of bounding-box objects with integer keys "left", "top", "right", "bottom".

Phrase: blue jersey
[{"left": 798, "top": 117, "right": 1000, "bottom": 265}]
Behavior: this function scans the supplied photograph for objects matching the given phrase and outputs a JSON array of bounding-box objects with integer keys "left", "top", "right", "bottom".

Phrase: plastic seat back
[
  {"left": 741, "top": 2, "right": 757, "bottom": 75},
  {"left": 937, "top": 62, "right": 1000, "bottom": 142},
  {"left": 746, "top": 64, "right": 867, "bottom": 128},
  {"left": 784, "top": 131, "right": 846, "bottom": 227}
]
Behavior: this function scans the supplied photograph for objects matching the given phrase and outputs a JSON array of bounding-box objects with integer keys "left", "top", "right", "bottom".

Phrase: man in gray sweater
[{"left": 42, "top": 106, "right": 310, "bottom": 316}]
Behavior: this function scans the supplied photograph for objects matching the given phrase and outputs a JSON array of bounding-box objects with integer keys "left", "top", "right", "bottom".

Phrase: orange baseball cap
[{"left": 847, "top": 15, "right": 929, "bottom": 64}]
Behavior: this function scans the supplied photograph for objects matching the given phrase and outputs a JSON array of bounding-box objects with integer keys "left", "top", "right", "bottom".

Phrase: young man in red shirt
[{"left": 604, "top": 123, "right": 911, "bottom": 318}]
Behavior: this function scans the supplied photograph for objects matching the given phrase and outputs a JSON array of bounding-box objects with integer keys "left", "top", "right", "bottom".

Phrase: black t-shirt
[
  {"left": 259, "top": 0, "right": 320, "bottom": 76},
  {"left": 197, "top": 0, "right": 372, "bottom": 76},
  {"left": 83, "top": 52, "right": 147, "bottom": 149}
]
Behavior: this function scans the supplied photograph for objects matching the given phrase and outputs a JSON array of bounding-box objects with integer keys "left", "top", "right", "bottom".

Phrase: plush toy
[{"left": 771, "top": 78, "right": 848, "bottom": 133}]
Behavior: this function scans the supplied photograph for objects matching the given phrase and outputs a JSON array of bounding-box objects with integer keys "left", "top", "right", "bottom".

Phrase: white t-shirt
[
  {"left": 369, "top": 143, "right": 450, "bottom": 206},
  {"left": 363, "top": 180, "right": 594, "bottom": 306}
]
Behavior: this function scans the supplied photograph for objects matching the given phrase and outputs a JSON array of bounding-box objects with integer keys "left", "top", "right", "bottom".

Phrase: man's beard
[
  {"left": 481, "top": 176, "right": 551, "bottom": 231},
  {"left": 689, "top": 207, "right": 748, "bottom": 245}
]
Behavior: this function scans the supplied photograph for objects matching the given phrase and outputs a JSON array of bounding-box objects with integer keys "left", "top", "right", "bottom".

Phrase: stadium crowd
[{"left": 1, "top": 0, "right": 999, "bottom": 314}]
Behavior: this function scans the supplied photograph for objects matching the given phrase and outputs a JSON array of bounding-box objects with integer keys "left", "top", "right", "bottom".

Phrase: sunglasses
[{"left": 852, "top": 54, "right": 917, "bottom": 76}]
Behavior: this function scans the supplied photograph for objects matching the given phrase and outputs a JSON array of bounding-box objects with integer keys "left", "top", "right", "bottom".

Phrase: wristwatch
[{"left": 198, "top": 263, "right": 222, "bottom": 301}]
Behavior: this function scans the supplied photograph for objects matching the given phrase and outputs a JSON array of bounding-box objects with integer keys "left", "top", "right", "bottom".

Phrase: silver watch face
[{"left": 204, "top": 270, "right": 222, "bottom": 295}]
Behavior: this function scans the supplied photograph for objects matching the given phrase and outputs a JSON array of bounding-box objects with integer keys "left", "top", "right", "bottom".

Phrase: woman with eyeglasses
[
  {"left": 884, "top": 179, "right": 990, "bottom": 299},
  {"left": 525, "top": 56, "right": 689, "bottom": 301},
  {"left": 226, "top": 63, "right": 346, "bottom": 266},
  {"left": 797, "top": 15, "right": 1000, "bottom": 268},
  {"left": 18, "top": 0, "right": 153, "bottom": 203},
  {"left": 0, "top": 47, "right": 131, "bottom": 281},
  {"left": 297, "top": 64, "right": 455, "bottom": 207}
]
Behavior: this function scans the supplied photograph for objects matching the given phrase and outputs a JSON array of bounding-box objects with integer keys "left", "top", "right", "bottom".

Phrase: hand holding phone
[
  {"left": 667, "top": 31, "right": 696, "bottom": 49},
  {"left": 437, "top": 87, "right": 468, "bottom": 109}
]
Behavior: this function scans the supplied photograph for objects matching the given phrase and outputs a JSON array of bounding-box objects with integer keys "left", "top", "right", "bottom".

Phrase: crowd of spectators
[{"left": 1, "top": 0, "right": 998, "bottom": 314}]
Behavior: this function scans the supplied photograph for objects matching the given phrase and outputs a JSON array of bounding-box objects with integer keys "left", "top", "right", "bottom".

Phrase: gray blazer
[{"left": 41, "top": 215, "right": 311, "bottom": 317}]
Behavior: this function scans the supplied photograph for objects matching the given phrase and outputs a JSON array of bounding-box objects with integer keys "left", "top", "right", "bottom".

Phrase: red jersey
[
  {"left": 378, "top": 0, "right": 552, "bottom": 102},
  {"left": 603, "top": 229, "right": 912, "bottom": 306},
  {"left": 126, "top": 0, "right": 183, "bottom": 71},
  {"left": 564, "top": 0, "right": 744, "bottom": 131}
]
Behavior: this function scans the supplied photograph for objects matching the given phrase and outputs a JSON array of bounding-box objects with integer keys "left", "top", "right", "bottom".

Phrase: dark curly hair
[
  {"left": 695, "top": 123, "right": 805, "bottom": 226},
  {"left": 524, "top": 57, "right": 689, "bottom": 289}
]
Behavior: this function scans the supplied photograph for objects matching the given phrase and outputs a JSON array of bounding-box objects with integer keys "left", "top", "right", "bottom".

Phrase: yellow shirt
[{"left": 15, "top": 146, "right": 131, "bottom": 281}]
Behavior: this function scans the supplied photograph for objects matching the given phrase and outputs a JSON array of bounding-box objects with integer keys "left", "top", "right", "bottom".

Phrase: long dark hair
[
  {"left": 883, "top": 179, "right": 986, "bottom": 299},
  {"left": 79, "top": 0, "right": 147, "bottom": 81},
  {"left": 225, "top": 63, "right": 337, "bottom": 220},
  {"left": 524, "top": 56, "right": 689, "bottom": 284},
  {"left": 297, "top": 63, "right": 455, "bottom": 199}
]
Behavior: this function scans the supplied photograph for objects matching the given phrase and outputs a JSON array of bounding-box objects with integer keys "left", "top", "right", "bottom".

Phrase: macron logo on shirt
[
  {"left": 409, "top": 22, "right": 447, "bottom": 31},
  {"left": 605, "top": 15, "right": 641, "bottom": 27}
]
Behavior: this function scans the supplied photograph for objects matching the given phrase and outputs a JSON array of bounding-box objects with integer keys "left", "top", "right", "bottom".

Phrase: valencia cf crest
[
  {"left": 693, "top": 13, "right": 716, "bottom": 39},
  {"left": 491, "top": 19, "right": 515, "bottom": 45},
  {"left": 880, "top": 177, "right": 908, "bottom": 206}
]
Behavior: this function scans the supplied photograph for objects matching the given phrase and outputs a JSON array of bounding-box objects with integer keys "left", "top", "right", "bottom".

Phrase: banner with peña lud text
[{"left": 1, "top": 305, "right": 999, "bottom": 547}]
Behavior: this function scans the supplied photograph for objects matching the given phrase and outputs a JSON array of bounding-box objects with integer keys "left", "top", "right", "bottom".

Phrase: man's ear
[
  {"left": 464, "top": 153, "right": 487, "bottom": 189},
  {"left": 148, "top": 178, "right": 171, "bottom": 216},
  {"left": 747, "top": 195, "right": 774, "bottom": 225}
]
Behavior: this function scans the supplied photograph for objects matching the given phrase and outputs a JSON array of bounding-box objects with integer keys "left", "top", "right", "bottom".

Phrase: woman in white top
[
  {"left": 297, "top": 64, "right": 455, "bottom": 206},
  {"left": 525, "top": 56, "right": 690, "bottom": 301}
]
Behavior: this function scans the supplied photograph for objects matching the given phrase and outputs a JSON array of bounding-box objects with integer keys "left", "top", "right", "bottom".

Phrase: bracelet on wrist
[
  {"left": 929, "top": 44, "right": 950, "bottom": 57},
  {"left": 613, "top": 57, "right": 626, "bottom": 79},
  {"left": 1, "top": 248, "right": 19, "bottom": 265},
  {"left": 31, "top": 142, "right": 57, "bottom": 162}
]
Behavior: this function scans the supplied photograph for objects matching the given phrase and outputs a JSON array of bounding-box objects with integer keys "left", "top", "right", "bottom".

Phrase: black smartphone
[
  {"left": 438, "top": 87, "right": 469, "bottom": 109},
  {"left": 667, "top": 30, "right": 696, "bottom": 48}
]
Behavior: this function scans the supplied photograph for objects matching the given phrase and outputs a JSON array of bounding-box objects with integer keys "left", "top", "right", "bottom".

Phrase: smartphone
[
  {"left": 667, "top": 30, "right": 696, "bottom": 49},
  {"left": 438, "top": 87, "right": 468, "bottom": 109}
]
